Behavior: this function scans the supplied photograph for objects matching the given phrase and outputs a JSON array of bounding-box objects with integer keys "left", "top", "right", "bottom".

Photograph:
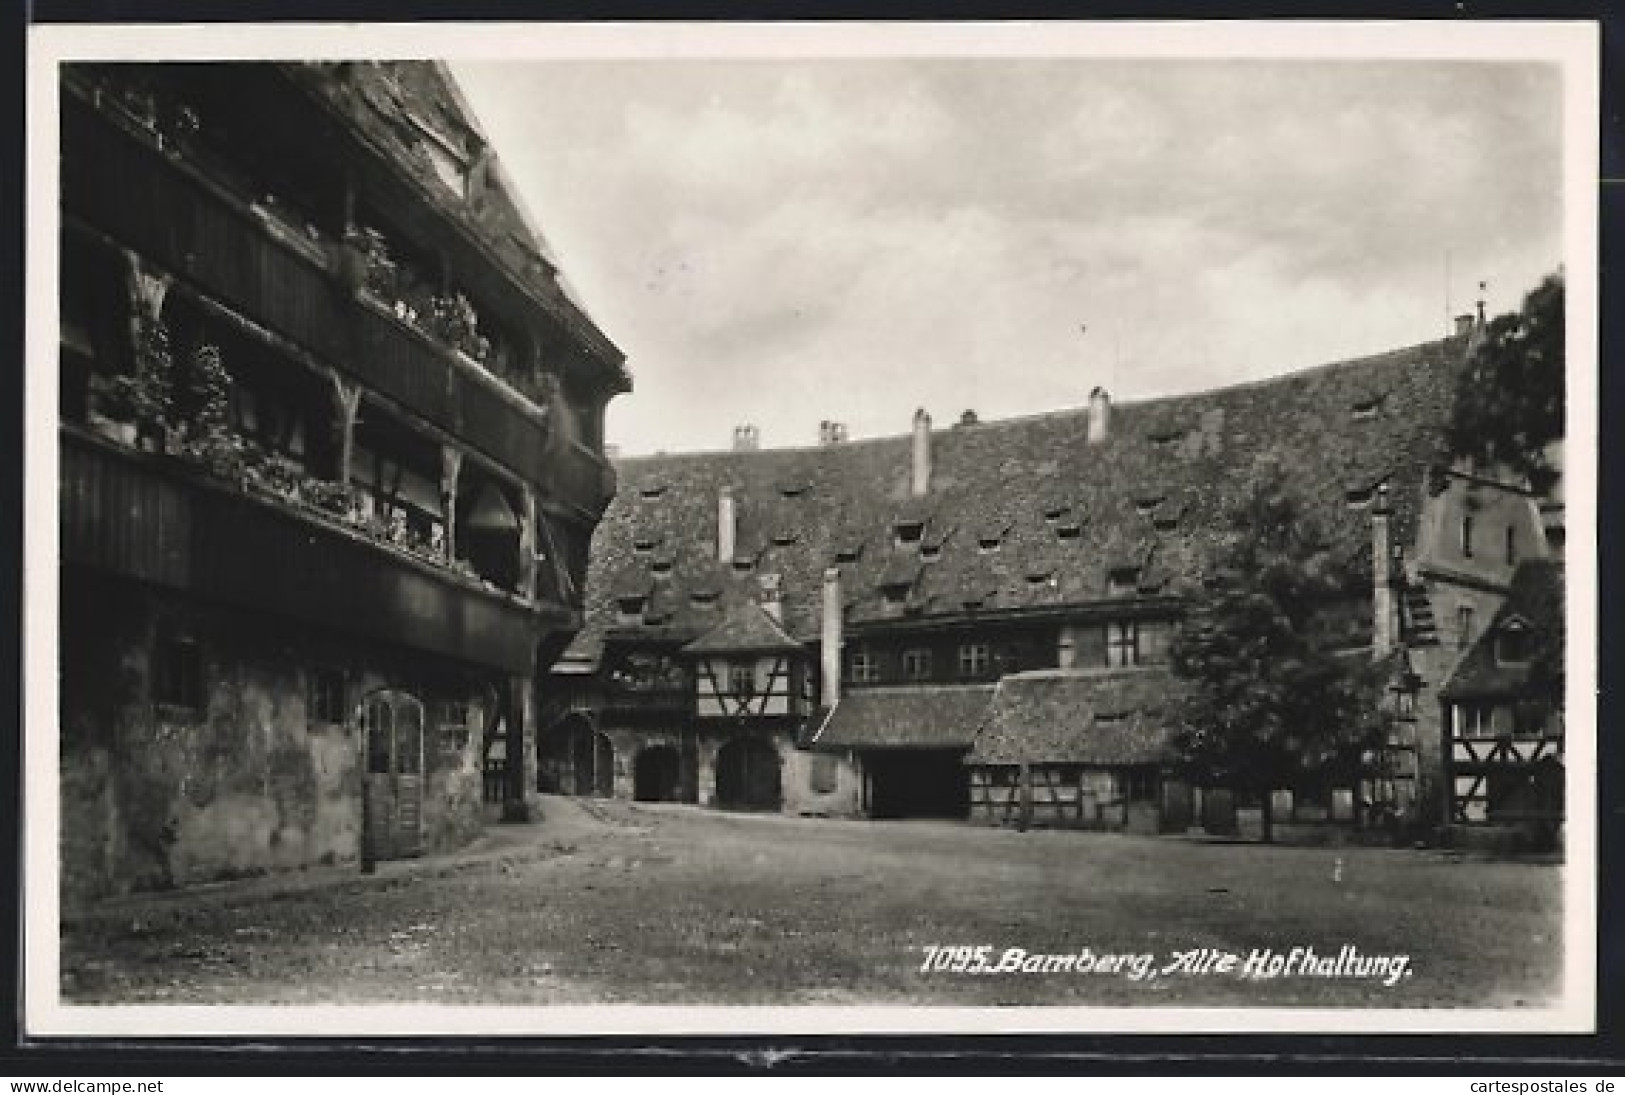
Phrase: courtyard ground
[{"left": 59, "top": 795, "right": 1562, "bottom": 1008}]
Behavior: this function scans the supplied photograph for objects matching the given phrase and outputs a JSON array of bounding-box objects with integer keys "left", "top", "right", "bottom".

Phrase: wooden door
[{"left": 362, "top": 690, "right": 426, "bottom": 862}]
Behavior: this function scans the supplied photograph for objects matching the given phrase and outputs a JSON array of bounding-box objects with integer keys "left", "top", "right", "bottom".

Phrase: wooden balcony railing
[
  {"left": 60, "top": 90, "right": 616, "bottom": 520},
  {"left": 61, "top": 428, "right": 560, "bottom": 674},
  {"left": 601, "top": 686, "right": 690, "bottom": 714}
]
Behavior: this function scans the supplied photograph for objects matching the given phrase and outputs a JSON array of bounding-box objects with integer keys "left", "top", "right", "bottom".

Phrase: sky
[{"left": 449, "top": 57, "right": 1564, "bottom": 457}]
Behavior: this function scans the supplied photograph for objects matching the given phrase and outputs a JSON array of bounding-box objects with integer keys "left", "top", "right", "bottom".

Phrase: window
[
  {"left": 903, "top": 648, "right": 933, "bottom": 681},
  {"left": 440, "top": 700, "right": 473, "bottom": 753},
  {"left": 728, "top": 660, "right": 757, "bottom": 697},
  {"left": 894, "top": 521, "right": 924, "bottom": 547},
  {"left": 977, "top": 536, "right": 1002, "bottom": 554},
  {"left": 1394, "top": 690, "right": 1417, "bottom": 718},
  {"left": 1107, "top": 621, "right": 1140, "bottom": 668},
  {"left": 153, "top": 631, "right": 203, "bottom": 710},
  {"left": 1497, "top": 624, "right": 1533, "bottom": 665},
  {"left": 808, "top": 754, "right": 839, "bottom": 794},
  {"left": 310, "top": 667, "right": 347, "bottom": 724},
  {"left": 1108, "top": 567, "right": 1139, "bottom": 596},
  {"left": 615, "top": 595, "right": 647, "bottom": 626},
  {"left": 847, "top": 648, "right": 878, "bottom": 684},
  {"left": 1505, "top": 525, "right": 1518, "bottom": 566},
  {"left": 1461, "top": 513, "right": 1475, "bottom": 558},
  {"left": 1456, "top": 604, "right": 1476, "bottom": 648},
  {"left": 1454, "top": 704, "right": 1496, "bottom": 738},
  {"left": 958, "top": 643, "right": 990, "bottom": 678}
]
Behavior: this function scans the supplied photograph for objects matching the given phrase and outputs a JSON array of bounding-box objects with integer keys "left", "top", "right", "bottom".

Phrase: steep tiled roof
[
  {"left": 1441, "top": 559, "right": 1564, "bottom": 700},
  {"left": 812, "top": 685, "right": 997, "bottom": 751},
  {"left": 683, "top": 601, "right": 803, "bottom": 654},
  {"left": 968, "top": 668, "right": 1181, "bottom": 765},
  {"left": 566, "top": 337, "right": 1467, "bottom": 664}
]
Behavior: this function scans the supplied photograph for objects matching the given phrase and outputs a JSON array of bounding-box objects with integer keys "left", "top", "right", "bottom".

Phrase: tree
[
  {"left": 1170, "top": 463, "right": 1385, "bottom": 842},
  {"left": 1443, "top": 273, "right": 1565, "bottom": 492}
]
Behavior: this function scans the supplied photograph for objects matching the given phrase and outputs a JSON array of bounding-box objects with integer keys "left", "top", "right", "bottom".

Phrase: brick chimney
[
  {"left": 818, "top": 421, "right": 848, "bottom": 446},
  {"left": 732, "top": 424, "right": 759, "bottom": 451},
  {"left": 1088, "top": 386, "right": 1111, "bottom": 444},
  {"left": 717, "top": 485, "right": 736, "bottom": 562},
  {"left": 1453, "top": 313, "right": 1475, "bottom": 338},
  {"left": 1372, "top": 483, "right": 1395, "bottom": 658},
  {"left": 821, "top": 567, "right": 842, "bottom": 708},
  {"left": 911, "top": 408, "right": 933, "bottom": 497}
]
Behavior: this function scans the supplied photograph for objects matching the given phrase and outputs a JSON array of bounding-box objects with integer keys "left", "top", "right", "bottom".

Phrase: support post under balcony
[
  {"left": 518, "top": 484, "right": 538, "bottom": 600},
  {"left": 501, "top": 668, "right": 534, "bottom": 824},
  {"left": 440, "top": 445, "right": 463, "bottom": 563},
  {"left": 329, "top": 371, "right": 361, "bottom": 486}
]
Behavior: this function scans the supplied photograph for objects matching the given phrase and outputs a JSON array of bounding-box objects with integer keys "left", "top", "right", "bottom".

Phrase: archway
[
  {"left": 634, "top": 745, "right": 682, "bottom": 803},
  {"left": 715, "top": 737, "right": 781, "bottom": 811},
  {"left": 539, "top": 715, "right": 614, "bottom": 798}
]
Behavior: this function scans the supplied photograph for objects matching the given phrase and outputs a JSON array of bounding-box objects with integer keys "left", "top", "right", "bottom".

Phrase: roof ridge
[{"left": 614, "top": 334, "right": 1466, "bottom": 464}]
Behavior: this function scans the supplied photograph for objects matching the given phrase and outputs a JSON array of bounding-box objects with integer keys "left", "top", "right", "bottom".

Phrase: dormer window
[
  {"left": 638, "top": 483, "right": 667, "bottom": 501},
  {"left": 921, "top": 543, "right": 943, "bottom": 561},
  {"left": 1042, "top": 503, "right": 1068, "bottom": 524},
  {"left": 1148, "top": 429, "right": 1183, "bottom": 449},
  {"left": 689, "top": 589, "right": 720, "bottom": 606},
  {"left": 1134, "top": 493, "right": 1165, "bottom": 515},
  {"left": 1345, "top": 486, "right": 1374, "bottom": 509},
  {"left": 1108, "top": 567, "right": 1140, "bottom": 596},
  {"left": 894, "top": 520, "right": 924, "bottom": 547},
  {"left": 1024, "top": 570, "right": 1053, "bottom": 588},
  {"left": 632, "top": 535, "right": 661, "bottom": 555},
  {"left": 1056, "top": 521, "right": 1082, "bottom": 540},
  {"left": 1152, "top": 507, "right": 1182, "bottom": 532},
  {"left": 834, "top": 542, "right": 863, "bottom": 564},
  {"left": 771, "top": 530, "right": 798, "bottom": 546},
  {"left": 732, "top": 556, "right": 755, "bottom": 573},
  {"left": 1352, "top": 396, "right": 1384, "bottom": 421},
  {"left": 650, "top": 557, "right": 674, "bottom": 577},
  {"left": 1095, "top": 710, "right": 1131, "bottom": 726},
  {"left": 778, "top": 482, "right": 810, "bottom": 498},
  {"left": 978, "top": 535, "right": 1002, "bottom": 553},
  {"left": 615, "top": 594, "right": 647, "bottom": 625},
  {"left": 1496, "top": 620, "right": 1533, "bottom": 665}
]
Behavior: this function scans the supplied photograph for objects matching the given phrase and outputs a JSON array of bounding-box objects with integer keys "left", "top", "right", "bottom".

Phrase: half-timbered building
[
  {"left": 1439, "top": 558, "right": 1565, "bottom": 841},
  {"left": 545, "top": 317, "right": 1563, "bottom": 841},
  {"left": 58, "top": 61, "right": 627, "bottom": 902}
]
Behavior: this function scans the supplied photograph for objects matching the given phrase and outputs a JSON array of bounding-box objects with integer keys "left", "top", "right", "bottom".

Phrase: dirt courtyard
[{"left": 59, "top": 795, "right": 1563, "bottom": 1008}]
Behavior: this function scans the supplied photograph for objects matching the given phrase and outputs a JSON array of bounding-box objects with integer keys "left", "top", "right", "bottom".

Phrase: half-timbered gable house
[{"left": 1439, "top": 558, "right": 1565, "bottom": 838}]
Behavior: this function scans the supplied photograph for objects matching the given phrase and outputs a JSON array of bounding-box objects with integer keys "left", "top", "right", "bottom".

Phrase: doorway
[
  {"left": 715, "top": 737, "right": 781, "bottom": 811},
  {"left": 361, "top": 689, "right": 425, "bottom": 862},
  {"left": 634, "top": 745, "right": 683, "bottom": 802}
]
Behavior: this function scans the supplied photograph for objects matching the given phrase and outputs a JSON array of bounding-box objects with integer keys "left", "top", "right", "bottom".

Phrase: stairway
[{"left": 1401, "top": 583, "right": 1441, "bottom": 647}]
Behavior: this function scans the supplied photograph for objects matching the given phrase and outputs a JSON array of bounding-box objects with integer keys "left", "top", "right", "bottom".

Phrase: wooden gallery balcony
[
  {"left": 600, "top": 686, "right": 691, "bottom": 717},
  {"left": 60, "top": 91, "right": 615, "bottom": 522},
  {"left": 61, "top": 429, "right": 555, "bottom": 674}
]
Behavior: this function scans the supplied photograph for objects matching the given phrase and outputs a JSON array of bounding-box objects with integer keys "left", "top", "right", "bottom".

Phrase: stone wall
[{"left": 60, "top": 570, "right": 491, "bottom": 906}]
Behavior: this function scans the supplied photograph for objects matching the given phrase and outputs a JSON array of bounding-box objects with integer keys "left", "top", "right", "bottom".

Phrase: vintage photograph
[{"left": 26, "top": 22, "right": 1596, "bottom": 1035}]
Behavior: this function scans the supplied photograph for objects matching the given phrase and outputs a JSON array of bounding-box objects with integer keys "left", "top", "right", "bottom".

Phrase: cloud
[{"left": 451, "top": 57, "right": 1565, "bottom": 455}]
